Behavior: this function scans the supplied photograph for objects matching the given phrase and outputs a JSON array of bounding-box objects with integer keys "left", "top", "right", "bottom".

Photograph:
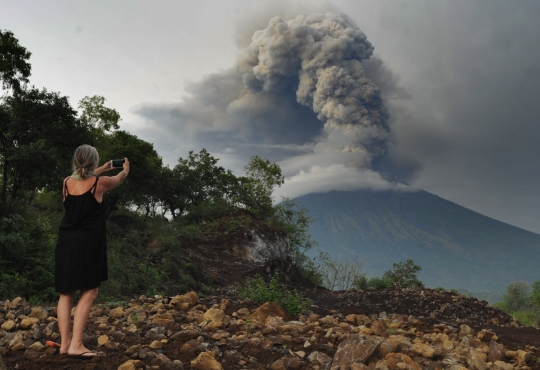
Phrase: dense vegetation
[
  {"left": 495, "top": 281, "right": 540, "bottom": 327},
  {"left": 0, "top": 30, "right": 318, "bottom": 304}
]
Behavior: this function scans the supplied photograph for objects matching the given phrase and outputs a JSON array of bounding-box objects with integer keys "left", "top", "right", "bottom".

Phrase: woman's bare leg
[
  {"left": 57, "top": 292, "right": 74, "bottom": 354},
  {"left": 68, "top": 288, "right": 99, "bottom": 356}
]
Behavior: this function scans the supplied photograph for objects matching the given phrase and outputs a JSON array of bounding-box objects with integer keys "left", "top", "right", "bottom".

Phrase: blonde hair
[{"left": 72, "top": 145, "right": 99, "bottom": 179}]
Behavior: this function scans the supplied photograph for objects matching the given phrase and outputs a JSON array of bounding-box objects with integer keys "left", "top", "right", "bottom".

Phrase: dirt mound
[{"left": 306, "top": 288, "right": 515, "bottom": 326}]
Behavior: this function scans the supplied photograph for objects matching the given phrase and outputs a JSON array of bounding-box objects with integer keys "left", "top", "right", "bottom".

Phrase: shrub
[
  {"left": 500, "top": 281, "right": 531, "bottom": 312},
  {"left": 383, "top": 259, "right": 424, "bottom": 288},
  {"left": 237, "top": 273, "right": 311, "bottom": 316},
  {"left": 511, "top": 311, "right": 540, "bottom": 327},
  {"left": 352, "top": 275, "right": 368, "bottom": 290},
  {"left": 367, "top": 276, "right": 393, "bottom": 289}
]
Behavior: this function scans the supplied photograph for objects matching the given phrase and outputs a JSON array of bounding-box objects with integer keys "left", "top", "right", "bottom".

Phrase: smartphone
[{"left": 111, "top": 159, "right": 125, "bottom": 168}]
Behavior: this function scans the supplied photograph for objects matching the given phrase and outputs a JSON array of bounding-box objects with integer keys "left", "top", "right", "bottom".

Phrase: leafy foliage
[
  {"left": 500, "top": 281, "right": 531, "bottom": 312},
  {"left": 0, "top": 204, "right": 58, "bottom": 302},
  {"left": 237, "top": 273, "right": 311, "bottom": 316},
  {"left": 367, "top": 276, "right": 393, "bottom": 289},
  {"left": 495, "top": 280, "right": 540, "bottom": 327},
  {"left": 161, "top": 149, "right": 235, "bottom": 219},
  {"left": 383, "top": 259, "right": 424, "bottom": 288},
  {"left": 0, "top": 87, "right": 90, "bottom": 216},
  {"left": 96, "top": 130, "right": 163, "bottom": 217},
  {"left": 271, "top": 198, "right": 320, "bottom": 283},
  {"left": 78, "top": 95, "right": 120, "bottom": 132},
  {"left": 240, "top": 155, "right": 284, "bottom": 218},
  {"left": 0, "top": 30, "right": 31, "bottom": 92}
]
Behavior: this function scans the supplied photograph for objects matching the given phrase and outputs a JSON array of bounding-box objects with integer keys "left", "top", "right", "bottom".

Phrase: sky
[{"left": 2, "top": 0, "right": 540, "bottom": 233}]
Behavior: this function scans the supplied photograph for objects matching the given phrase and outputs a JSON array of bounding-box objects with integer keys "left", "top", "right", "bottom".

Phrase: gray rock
[
  {"left": 332, "top": 335, "right": 383, "bottom": 370},
  {"left": 233, "top": 230, "right": 290, "bottom": 263},
  {"left": 308, "top": 351, "right": 332, "bottom": 370},
  {"left": 23, "top": 349, "right": 39, "bottom": 360}
]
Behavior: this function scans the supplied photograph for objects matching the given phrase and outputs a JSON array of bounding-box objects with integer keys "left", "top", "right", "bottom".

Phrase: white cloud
[{"left": 274, "top": 164, "right": 414, "bottom": 200}]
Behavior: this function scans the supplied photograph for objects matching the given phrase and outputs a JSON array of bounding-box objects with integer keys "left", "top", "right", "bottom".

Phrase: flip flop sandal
[{"left": 68, "top": 351, "right": 98, "bottom": 360}]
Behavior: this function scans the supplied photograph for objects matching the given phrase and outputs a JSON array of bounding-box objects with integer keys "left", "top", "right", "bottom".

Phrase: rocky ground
[
  {"left": 1, "top": 288, "right": 539, "bottom": 370},
  {"left": 2, "top": 217, "right": 539, "bottom": 369}
]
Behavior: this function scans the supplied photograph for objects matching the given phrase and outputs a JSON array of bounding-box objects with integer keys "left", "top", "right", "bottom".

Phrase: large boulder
[
  {"left": 411, "top": 343, "right": 435, "bottom": 358},
  {"left": 1, "top": 320, "right": 16, "bottom": 331},
  {"left": 170, "top": 291, "right": 198, "bottom": 311},
  {"left": 190, "top": 352, "right": 223, "bottom": 370},
  {"left": 250, "top": 302, "right": 288, "bottom": 327},
  {"left": 332, "top": 335, "right": 383, "bottom": 369},
  {"left": 198, "top": 308, "right": 229, "bottom": 328},
  {"left": 28, "top": 306, "right": 48, "bottom": 320},
  {"left": 232, "top": 230, "right": 289, "bottom": 263},
  {"left": 152, "top": 313, "right": 175, "bottom": 326}
]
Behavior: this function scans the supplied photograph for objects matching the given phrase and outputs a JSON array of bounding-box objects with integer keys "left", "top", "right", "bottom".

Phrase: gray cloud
[
  {"left": 134, "top": 1, "right": 540, "bottom": 233},
  {"left": 363, "top": 0, "right": 540, "bottom": 232},
  {"left": 135, "top": 12, "right": 410, "bottom": 186}
]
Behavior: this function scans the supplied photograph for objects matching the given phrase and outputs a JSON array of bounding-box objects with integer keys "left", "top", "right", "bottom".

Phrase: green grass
[
  {"left": 237, "top": 273, "right": 311, "bottom": 316},
  {"left": 511, "top": 311, "right": 540, "bottom": 327}
]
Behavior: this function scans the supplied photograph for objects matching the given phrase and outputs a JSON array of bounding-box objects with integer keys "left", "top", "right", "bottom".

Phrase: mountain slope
[{"left": 293, "top": 189, "right": 540, "bottom": 291}]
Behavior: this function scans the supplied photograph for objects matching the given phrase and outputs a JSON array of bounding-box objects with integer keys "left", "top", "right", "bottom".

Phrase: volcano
[{"left": 293, "top": 189, "right": 540, "bottom": 293}]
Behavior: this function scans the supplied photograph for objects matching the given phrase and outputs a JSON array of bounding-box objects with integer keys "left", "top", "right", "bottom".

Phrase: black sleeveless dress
[{"left": 54, "top": 176, "right": 108, "bottom": 293}]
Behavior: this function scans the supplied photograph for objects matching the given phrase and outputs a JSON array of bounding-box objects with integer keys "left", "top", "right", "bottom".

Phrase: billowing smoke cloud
[
  {"left": 237, "top": 13, "right": 390, "bottom": 167},
  {"left": 135, "top": 12, "right": 410, "bottom": 196}
]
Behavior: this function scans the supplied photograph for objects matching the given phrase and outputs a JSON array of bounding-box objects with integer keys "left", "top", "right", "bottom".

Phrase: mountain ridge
[{"left": 293, "top": 189, "right": 540, "bottom": 292}]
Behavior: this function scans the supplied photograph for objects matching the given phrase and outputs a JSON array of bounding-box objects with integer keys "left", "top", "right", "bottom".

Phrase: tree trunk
[{"left": 0, "top": 160, "right": 8, "bottom": 216}]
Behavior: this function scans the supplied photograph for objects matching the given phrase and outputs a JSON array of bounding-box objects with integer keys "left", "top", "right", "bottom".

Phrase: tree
[
  {"left": 239, "top": 155, "right": 284, "bottom": 218},
  {"left": 272, "top": 197, "right": 320, "bottom": 282},
  {"left": 76, "top": 95, "right": 163, "bottom": 217},
  {"left": 78, "top": 95, "right": 120, "bottom": 132},
  {"left": 383, "top": 259, "right": 424, "bottom": 288},
  {"left": 0, "top": 30, "right": 31, "bottom": 92},
  {"left": 95, "top": 130, "right": 163, "bottom": 218},
  {"left": 501, "top": 281, "right": 531, "bottom": 312},
  {"left": 317, "top": 252, "right": 366, "bottom": 291},
  {"left": 532, "top": 280, "right": 540, "bottom": 307},
  {"left": 161, "top": 149, "right": 235, "bottom": 219},
  {"left": 0, "top": 87, "right": 91, "bottom": 216}
]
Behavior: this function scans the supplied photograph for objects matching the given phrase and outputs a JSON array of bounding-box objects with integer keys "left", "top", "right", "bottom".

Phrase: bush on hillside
[
  {"left": 237, "top": 273, "right": 311, "bottom": 316},
  {"left": 367, "top": 276, "right": 393, "bottom": 289},
  {"left": 495, "top": 280, "right": 540, "bottom": 327},
  {"left": 383, "top": 259, "right": 424, "bottom": 288}
]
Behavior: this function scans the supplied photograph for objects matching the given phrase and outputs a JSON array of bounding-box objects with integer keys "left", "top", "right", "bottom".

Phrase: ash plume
[
  {"left": 136, "top": 12, "right": 407, "bottom": 195},
  {"left": 237, "top": 13, "right": 390, "bottom": 167}
]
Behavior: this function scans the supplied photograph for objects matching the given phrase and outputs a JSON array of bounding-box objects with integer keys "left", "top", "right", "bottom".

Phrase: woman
[{"left": 52, "top": 144, "right": 129, "bottom": 358}]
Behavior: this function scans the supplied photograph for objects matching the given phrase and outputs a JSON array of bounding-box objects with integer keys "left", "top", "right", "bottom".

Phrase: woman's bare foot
[
  {"left": 59, "top": 339, "right": 71, "bottom": 355},
  {"left": 67, "top": 344, "right": 97, "bottom": 357}
]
